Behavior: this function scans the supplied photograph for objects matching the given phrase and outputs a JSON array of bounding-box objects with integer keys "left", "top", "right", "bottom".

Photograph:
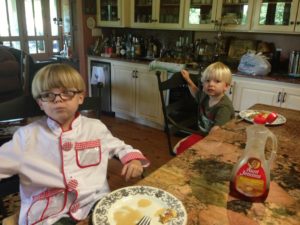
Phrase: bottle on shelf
[
  {"left": 126, "top": 34, "right": 132, "bottom": 59},
  {"left": 120, "top": 35, "right": 126, "bottom": 57},
  {"left": 116, "top": 36, "right": 121, "bottom": 57},
  {"left": 134, "top": 37, "right": 141, "bottom": 57}
]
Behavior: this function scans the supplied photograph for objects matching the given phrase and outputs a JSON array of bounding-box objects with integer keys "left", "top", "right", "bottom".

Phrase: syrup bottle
[{"left": 230, "top": 112, "right": 278, "bottom": 202}]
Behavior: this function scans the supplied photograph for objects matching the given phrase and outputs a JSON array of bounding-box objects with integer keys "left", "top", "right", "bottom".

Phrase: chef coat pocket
[
  {"left": 75, "top": 139, "right": 101, "bottom": 168},
  {"left": 27, "top": 189, "right": 66, "bottom": 225}
]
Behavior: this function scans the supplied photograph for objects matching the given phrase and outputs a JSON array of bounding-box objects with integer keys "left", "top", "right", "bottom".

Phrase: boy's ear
[
  {"left": 78, "top": 92, "right": 85, "bottom": 105},
  {"left": 224, "top": 83, "right": 230, "bottom": 91},
  {"left": 36, "top": 99, "right": 45, "bottom": 111}
]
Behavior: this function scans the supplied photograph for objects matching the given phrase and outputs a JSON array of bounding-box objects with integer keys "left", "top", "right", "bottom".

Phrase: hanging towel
[
  {"left": 91, "top": 66, "right": 106, "bottom": 86},
  {"left": 149, "top": 60, "right": 186, "bottom": 73}
]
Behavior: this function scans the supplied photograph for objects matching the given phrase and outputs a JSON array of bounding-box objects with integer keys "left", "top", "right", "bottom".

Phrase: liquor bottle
[
  {"left": 116, "top": 36, "right": 121, "bottom": 57},
  {"left": 134, "top": 37, "right": 141, "bottom": 57},
  {"left": 120, "top": 36, "right": 126, "bottom": 57},
  {"left": 126, "top": 34, "right": 132, "bottom": 59},
  {"left": 131, "top": 36, "right": 136, "bottom": 58}
]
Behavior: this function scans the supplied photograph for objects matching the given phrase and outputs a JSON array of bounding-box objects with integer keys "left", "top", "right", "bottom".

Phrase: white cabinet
[
  {"left": 183, "top": 0, "right": 254, "bottom": 31},
  {"left": 232, "top": 76, "right": 300, "bottom": 111},
  {"left": 251, "top": 0, "right": 300, "bottom": 33},
  {"left": 130, "top": 0, "right": 184, "bottom": 29},
  {"left": 226, "top": 80, "right": 235, "bottom": 101},
  {"left": 96, "top": 0, "right": 130, "bottom": 27},
  {"left": 111, "top": 61, "right": 166, "bottom": 128}
]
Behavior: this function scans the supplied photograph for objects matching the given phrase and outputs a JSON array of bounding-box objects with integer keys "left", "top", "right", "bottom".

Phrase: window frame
[{"left": 0, "top": 0, "right": 67, "bottom": 61}]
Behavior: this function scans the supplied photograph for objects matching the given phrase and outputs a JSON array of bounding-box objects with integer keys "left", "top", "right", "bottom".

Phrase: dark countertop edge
[
  {"left": 87, "top": 55, "right": 300, "bottom": 85},
  {"left": 88, "top": 55, "right": 151, "bottom": 65},
  {"left": 233, "top": 72, "right": 300, "bottom": 85}
]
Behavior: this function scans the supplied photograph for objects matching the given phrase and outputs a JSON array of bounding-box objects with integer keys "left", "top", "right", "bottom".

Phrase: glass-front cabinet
[
  {"left": 252, "top": 0, "right": 300, "bottom": 33},
  {"left": 219, "top": 0, "right": 254, "bottom": 31},
  {"left": 183, "top": 0, "right": 218, "bottom": 30},
  {"left": 184, "top": 0, "right": 254, "bottom": 31},
  {"left": 131, "top": 0, "right": 184, "bottom": 29},
  {"left": 96, "top": 0, "right": 130, "bottom": 27}
]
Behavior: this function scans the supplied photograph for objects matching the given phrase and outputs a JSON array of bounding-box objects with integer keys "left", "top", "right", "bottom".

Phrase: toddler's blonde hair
[
  {"left": 32, "top": 63, "right": 86, "bottom": 99},
  {"left": 201, "top": 62, "right": 232, "bottom": 85}
]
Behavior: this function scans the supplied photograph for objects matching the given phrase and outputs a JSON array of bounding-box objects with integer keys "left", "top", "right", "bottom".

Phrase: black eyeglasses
[{"left": 39, "top": 90, "right": 82, "bottom": 102}]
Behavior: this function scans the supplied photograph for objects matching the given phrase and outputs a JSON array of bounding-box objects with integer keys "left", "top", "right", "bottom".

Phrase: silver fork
[{"left": 136, "top": 216, "right": 151, "bottom": 225}]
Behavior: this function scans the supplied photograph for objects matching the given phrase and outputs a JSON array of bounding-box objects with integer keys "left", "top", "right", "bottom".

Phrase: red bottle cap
[
  {"left": 253, "top": 112, "right": 278, "bottom": 124},
  {"left": 266, "top": 112, "right": 278, "bottom": 124},
  {"left": 253, "top": 114, "right": 266, "bottom": 124}
]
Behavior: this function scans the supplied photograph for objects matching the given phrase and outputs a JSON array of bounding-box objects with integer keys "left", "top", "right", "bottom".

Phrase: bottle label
[{"left": 234, "top": 157, "right": 267, "bottom": 197}]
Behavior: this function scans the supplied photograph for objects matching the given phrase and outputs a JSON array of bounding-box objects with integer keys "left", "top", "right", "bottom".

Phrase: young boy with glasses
[{"left": 0, "top": 63, "right": 149, "bottom": 225}]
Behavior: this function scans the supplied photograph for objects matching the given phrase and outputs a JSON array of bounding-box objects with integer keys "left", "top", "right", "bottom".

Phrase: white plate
[
  {"left": 239, "top": 110, "right": 286, "bottom": 125},
  {"left": 92, "top": 186, "right": 187, "bottom": 225}
]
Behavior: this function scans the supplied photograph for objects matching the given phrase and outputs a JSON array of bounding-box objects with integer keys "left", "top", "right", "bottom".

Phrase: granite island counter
[{"left": 136, "top": 104, "right": 300, "bottom": 225}]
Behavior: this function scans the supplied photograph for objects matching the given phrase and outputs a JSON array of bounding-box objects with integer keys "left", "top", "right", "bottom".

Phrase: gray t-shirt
[{"left": 196, "top": 91, "right": 234, "bottom": 135}]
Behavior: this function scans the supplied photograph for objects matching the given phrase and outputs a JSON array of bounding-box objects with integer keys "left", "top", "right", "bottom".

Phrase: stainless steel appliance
[{"left": 288, "top": 51, "right": 300, "bottom": 78}]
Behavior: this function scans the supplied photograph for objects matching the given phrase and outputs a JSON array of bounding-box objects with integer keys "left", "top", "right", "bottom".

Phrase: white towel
[
  {"left": 91, "top": 66, "right": 106, "bottom": 86},
  {"left": 149, "top": 60, "right": 186, "bottom": 73}
]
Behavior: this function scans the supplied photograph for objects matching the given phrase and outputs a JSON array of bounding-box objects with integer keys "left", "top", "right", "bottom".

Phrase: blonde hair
[
  {"left": 201, "top": 62, "right": 232, "bottom": 85},
  {"left": 31, "top": 63, "right": 86, "bottom": 99}
]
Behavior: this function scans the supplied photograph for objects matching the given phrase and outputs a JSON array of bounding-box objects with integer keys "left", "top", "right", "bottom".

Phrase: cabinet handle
[
  {"left": 151, "top": 19, "right": 157, "bottom": 22},
  {"left": 277, "top": 92, "right": 281, "bottom": 102},
  {"left": 132, "top": 70, "right": 138, "bottom": 78},
  {"left": 282, "top": 92, "right": 286, "bottom": 103},
  {"left": 297, "top": 21, "right": 300, "bottom": 25},
  {"left": 290, "top": 21, "right": 295, "bottom": 25}
]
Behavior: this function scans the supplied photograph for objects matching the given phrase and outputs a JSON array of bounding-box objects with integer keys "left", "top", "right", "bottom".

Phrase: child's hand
[
  {"left": 181, "top": 69, "right": 190, "bottom": 81},
  {"left": 121, "top": 160, "right": 143, "bottom": 181}
]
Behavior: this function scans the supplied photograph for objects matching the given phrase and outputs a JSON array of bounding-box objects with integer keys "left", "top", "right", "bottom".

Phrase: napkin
[{"left": 91, "top": 66, "right": 106, "bottom": 86}]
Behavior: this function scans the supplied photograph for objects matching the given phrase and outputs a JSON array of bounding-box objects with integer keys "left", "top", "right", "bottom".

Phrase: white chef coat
[{"left": 0, "top": 114, "right": 149, "bottom": 225}]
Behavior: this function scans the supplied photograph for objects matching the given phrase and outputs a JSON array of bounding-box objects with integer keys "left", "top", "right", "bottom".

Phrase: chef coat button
[
  {"left": 67, "top": 179, "right": 78, "bottom": 191},
  {"left": 62, "top": 142, "right": 73, "bottom": 151},
  {"left": 70, "top": 202, "right": 80, "bottom": 213}
]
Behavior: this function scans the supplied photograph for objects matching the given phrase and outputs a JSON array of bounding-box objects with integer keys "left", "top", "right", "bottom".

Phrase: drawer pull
[
  {"left": 277, "top": 92, "right": 281, "bottom": 102},
  {"left": 282, "top": 92, "right": 286, "bottom": 103}
]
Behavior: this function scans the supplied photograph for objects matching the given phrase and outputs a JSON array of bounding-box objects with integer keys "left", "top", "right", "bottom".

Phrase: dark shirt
[{"left": 196, "top": 91, "right": 235, "bottom": 135}]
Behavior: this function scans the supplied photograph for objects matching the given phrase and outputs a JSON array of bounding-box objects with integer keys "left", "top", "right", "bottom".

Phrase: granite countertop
[
  {"left": 136, "top": 104, "right": 300, "bottom": 225},
  {"left": 233, "top": 71, "right": 300, "bottom": 85}
]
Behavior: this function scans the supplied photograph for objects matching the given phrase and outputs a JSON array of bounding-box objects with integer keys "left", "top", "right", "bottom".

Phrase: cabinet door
[
  {"left": 225, "top": 80, "right": 235, "bottom": 102},
  {"left": 233, "top": 78, "right": 281, "bottom": 111},
  {"left": 295, "top": 2, "right": 300, "bottom": 32},
  {"left": 131, "top": 0, "right": 155, "bottom": 28},
  {"left": 131, "top": 0, "right": 184, "bottom": 29},
  {"left": 251, "top": 0, "right": 299, "bottom": 32},
  {"left": 281, "top": 86, "right": 300, "bottom": 110},
  {"left": 183, "top": 0, "right": 218, "bottom": 30},
  {"left": 135, "top": 67, "right": 165, "bottom": 124},
  {"left": 217, "top": 0, "right": 254, "bottom": 31},
  {"left": 97, "top": 0, "right": 130, "bottom": 27},
  {"left": 111, "top": 64, "right": 136, "bottom": 117},
  {"left": 154, "top": 0, "right": 184, "bottom": 29}
]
